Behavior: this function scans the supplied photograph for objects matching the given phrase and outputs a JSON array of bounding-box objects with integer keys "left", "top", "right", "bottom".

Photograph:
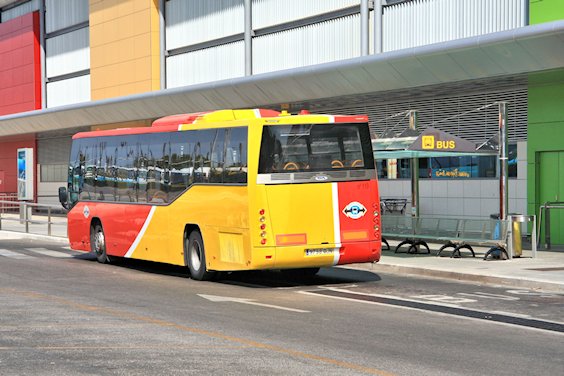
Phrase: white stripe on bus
[
  {"left": 124, "top": 206, "right": 157, "bottom": 258},
  {"left": 331, "top": 183, "right": 341, "bottom": 265}
]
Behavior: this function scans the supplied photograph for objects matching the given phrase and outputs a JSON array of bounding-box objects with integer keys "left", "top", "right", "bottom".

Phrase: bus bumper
[{"left": 253, "top": 240, "right": 381, "bottom": 269}]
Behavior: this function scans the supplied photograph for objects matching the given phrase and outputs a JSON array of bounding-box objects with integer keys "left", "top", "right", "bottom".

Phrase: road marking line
[
  {"left": 411, "top": 294, "right": 476, "bottom": 304},
  {"left": 25, "top": 248, "right": 74, "bottom": 258},
  {"left": 0, "top": 249, "right": 34, "bottom": 259},
  {"left": 198, "top": 294, "right": 310, "bottom": 313},
  {"left": 457, "top": 292, "right": 520, "bottom": 301}
]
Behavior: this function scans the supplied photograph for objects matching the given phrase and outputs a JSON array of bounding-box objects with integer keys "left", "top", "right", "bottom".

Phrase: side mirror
[{"left": 58, "top": 187, "right": 68, "bottom": 208}]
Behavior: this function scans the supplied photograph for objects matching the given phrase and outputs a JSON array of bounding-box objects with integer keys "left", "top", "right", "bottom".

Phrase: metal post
[
  {"left": 244, "top": 0, "right": 253, "bottom": 76},
  {"left": 361, "top": 0, "right": 369, "bottom": 56},
  {"left": 39, "top": 0, "right": 46, "bottom": 108},
  {"left": 24, "top": 203, "right": 29, "bottom": 233},
  {"left": 507, "top": 215, "right": 513, "bottom": 260},
  {"left": 545, "top": 207, "right": 551, "bottom": 249},
  {"left": 373, "top": 0, "right": 383, "bottom": 53},
  {"left": 522, "top": 0, "right": 530, "bottom": 26},
  {"left": 48, "top": 206, "right": 52, "bottom": 236},
  {"left": 159, "top": 0, "right": 166, "bottom": 89},
  {"left": 532, "top": 215, "right": 537, "bottom": 258},
  {"left": 498, "top": 102, "right": 509, "bottom": 221},
  {"left": 409, "top": 110, "right": 419, "bottom": 218}
]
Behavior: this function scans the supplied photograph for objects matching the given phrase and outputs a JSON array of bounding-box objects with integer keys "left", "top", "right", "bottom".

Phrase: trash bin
[
  {"left": 490, "top": 213, "right": 523, "bottom": 257},
  {"left": 509, "top": 214, "right": 528, "bottom": 257}
]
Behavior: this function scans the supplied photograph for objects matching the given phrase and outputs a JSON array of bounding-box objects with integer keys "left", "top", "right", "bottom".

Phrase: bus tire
[
  {"left": 186, "top": 230, "right": 214, "bottom": 281},
  {"left": 91, "top": 223, "right": 110, "bottom": 264}
]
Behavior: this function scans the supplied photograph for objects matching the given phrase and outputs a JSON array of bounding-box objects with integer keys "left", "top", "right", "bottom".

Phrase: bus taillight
[
  {"left": 372, "top": 203, "right": 380, "bottom": 238},
  {"left": 260, "top": 209, "right": 267, "bottom": 244}
]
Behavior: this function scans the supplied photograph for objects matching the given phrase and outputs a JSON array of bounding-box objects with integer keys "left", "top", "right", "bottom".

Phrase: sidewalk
[
  {"left": 1, "top": 222, "right": 563, "bottom": 293},
  {"left": 351, "top": 240, "right": 564, "bottom": 293}
]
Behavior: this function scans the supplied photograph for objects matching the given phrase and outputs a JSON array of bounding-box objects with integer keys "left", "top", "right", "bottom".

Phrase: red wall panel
[
  {"left": 0, "top": 135, "right": 36, "bottom": 196},
  {"left": 0, "top": 12, "right": 41, "bottom": 116}
]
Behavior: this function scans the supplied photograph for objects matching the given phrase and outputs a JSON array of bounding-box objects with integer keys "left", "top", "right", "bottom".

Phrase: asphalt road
[{"left": 0, "top": 237, "right": 563, "bottom": 375}]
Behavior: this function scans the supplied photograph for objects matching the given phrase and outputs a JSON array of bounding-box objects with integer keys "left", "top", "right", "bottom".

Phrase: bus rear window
[{"left": 258, "top": 123, "right": 374, "bottom": 174}]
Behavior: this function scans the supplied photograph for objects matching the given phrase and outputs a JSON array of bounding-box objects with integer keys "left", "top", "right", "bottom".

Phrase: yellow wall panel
[{"left": 90, "top": 0, "right": 160, "bottom": 100}]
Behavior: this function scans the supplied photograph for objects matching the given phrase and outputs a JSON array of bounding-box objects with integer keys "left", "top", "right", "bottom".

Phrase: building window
[{"left": 376, "top": 145, "right": 517, "bottom": 179}]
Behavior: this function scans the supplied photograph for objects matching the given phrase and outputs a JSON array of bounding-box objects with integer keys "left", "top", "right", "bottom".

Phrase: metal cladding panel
[
  {"left": 1, "top": 21, "right": 564, "bottom": 137},
  {"left": 252, "top": 0, "right": 360, "bottom": 29},
  {"left": 46, "top": 75, "right": 91, "bottom": 108},
  {"left": 166, "top": 0, "right": 244, "bottom": 50},
  {"left": 253, "top": 14, "right": 360, "bottom": 75},
  {"left": 46, "top": 27, "right": 89, "bottom": 78},
  {"left": 0, "top": 12, "right": 41, "bottom": 116},
  {"left": 0, "top": 0, "right": 39, "bottom": 22},
  {"left": 383, "top": 0, "right": 526, "bottom": 52},
  {"left": 38, "top": 136, "right": 72, "bottom": 164},
  {"left": 45, "top": 0, "right": 88, "bottom": 33},
  {"left": 166, "top": 42, "right": 245, "bottom": 88},
  {"left": 317, "top": 84, "right": 528, "bottom": 144}
]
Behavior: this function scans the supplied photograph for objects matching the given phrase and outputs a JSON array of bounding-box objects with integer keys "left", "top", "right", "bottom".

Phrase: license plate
[{"left": 305, "top": 248, "right": 335, "bottom": 256}]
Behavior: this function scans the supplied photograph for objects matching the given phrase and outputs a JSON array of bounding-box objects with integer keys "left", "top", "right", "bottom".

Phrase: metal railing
[
  {"left": 537, "top": 202, "right": 564, "bottom": 249},
  {"left": 0, "top": 200, "right": 67, "bottom": 238},
  {"left": 0, "top": 193, "right": 18, "bottom": 213}
]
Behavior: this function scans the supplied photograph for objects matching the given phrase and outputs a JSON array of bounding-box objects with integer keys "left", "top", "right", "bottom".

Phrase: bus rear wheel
[
  {"left": 186, "top": 230, "right": 215, "bottom": 281},
  {"left": 91, "top": 223, "right": 110, "bottom": 264}
]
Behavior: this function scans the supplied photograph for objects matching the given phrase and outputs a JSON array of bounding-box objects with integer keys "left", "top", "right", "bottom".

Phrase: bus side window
[
  {"left": 193, "top": 129, "right": 218, "bottom": 184},
  {"left": 170, "top": 131, "right": 194, "bottom": 201},
  {"left": 139, "top": 133, "right": 170, "bottom": 204},
  {"left": 80, "top": 139, "right": 97, "bottom": 201},
  {"left": 68, "top": 140, "right": 83, "bottom": 206},
  {"left": 224, "top": 127, "right": 248, "bottom": 183},
  {"left": 116, "top": 135, "right": 137, "bottom": 203},
  {"left": 209, "top": 129, "right": 225, "bottom": 184}
]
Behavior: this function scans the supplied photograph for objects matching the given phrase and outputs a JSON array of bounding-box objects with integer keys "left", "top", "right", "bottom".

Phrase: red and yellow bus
[{"left": 59, "top": 109, "right": 381, "bottom": 280}]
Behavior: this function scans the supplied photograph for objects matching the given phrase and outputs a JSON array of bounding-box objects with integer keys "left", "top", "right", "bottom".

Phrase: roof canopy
[{"left": 373, "top": 127, "right": 498, "bottom": 159}]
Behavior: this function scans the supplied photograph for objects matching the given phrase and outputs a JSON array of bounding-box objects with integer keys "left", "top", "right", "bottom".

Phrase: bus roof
[{"left": 72, "top": 109, "right": 368, "bottom": 139}]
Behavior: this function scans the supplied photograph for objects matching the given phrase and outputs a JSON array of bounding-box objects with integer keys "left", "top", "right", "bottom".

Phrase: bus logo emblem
[
  {"left": 342, "top": 202, "right": 366, "bottom": 219},
  {"left": 83, "top": 205, "right": 90, "bottom": 219}
]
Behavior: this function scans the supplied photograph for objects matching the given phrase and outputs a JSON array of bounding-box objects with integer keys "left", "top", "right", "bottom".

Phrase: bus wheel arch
[
  {"left": 90, "top": 218, "right": 110, "bottom": 264},
  {"left": 184, "top": 225, "right": 215, "bottom": 281}
]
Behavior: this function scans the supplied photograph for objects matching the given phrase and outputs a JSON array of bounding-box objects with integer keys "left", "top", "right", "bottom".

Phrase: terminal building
[{"left": 0, "top": 0, "right": 562, "bottom": 245}]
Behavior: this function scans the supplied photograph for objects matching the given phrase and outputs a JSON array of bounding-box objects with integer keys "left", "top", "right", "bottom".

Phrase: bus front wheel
[
  {"left": 186, "top": 230, "right": 215, "bottom": 281},
  {"left": 91, "top": 223, "right": 110, "bottom": 264}
]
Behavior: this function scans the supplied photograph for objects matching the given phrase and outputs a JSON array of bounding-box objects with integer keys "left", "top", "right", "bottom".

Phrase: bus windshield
[{"left": 258, "top": 123, "right": 374, "bottom": 173}]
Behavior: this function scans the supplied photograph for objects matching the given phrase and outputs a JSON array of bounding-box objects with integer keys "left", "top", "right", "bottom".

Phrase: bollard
[{"left": 48, "top": 207, "right": 52, "bottom": 236}]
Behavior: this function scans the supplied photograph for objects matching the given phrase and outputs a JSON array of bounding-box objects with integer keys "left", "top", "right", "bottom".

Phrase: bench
[
  {"left": 381, "top": 215, "right": 510, "bottom": 259},
  {"left": 380, "top": 198, "right": 408, "bottom": 214}
]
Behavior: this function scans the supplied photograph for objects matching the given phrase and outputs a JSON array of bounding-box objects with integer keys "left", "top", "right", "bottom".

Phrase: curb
[{"left": 0, "top": 230, "right": 69, "bottom": 245}]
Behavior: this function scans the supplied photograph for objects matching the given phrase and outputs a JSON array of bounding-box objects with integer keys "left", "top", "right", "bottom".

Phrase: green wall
[
  {"left": 529, "top": 0, "right": 564, "bottom": 24},
  {"left": 527, "top": 1, "right": 564, "bottom": 244}
]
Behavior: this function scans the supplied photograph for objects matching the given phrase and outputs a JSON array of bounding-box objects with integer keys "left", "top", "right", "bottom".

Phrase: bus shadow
[
  {"left": 77, "top": 255, "right": 381, "bottom": 287},
  {"left": 217, "top": 267, "right": 382, "bottom": 288}
]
